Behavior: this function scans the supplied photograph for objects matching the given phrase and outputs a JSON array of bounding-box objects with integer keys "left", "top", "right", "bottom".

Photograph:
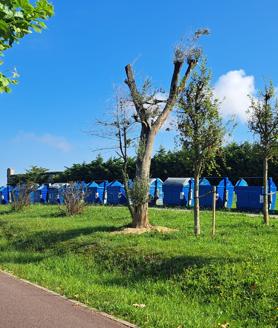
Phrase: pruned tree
[
  {"left": 248, "top": 83, "right": 278, "bottom": 225},
  {"left": 0, "top": 0, "right": 54, "bottom": 93},
  {"left": 94, "top": 31, "right": 209, "bottom": 228},
  {"left": 177, "top": 61, "right": 224, "bottom": 236},
  {"left": 122, "top": 30, "right": 209, "bottom": 228}
]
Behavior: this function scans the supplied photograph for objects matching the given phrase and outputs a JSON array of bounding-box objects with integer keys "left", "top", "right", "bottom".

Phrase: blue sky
[{"left": 1, "top": 0, "right": 278, "bottom": 184}]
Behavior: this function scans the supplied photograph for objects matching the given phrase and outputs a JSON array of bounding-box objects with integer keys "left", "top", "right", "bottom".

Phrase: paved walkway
[{"left": 0, "top": 271, "right": 134, "bottom": 328}]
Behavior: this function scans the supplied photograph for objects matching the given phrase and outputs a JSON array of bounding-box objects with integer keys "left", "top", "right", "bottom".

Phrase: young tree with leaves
[
  {"left": 248, "top": 83, "right": 278, "bottom": 225},
  {"left": 0, "top": 0, "right": 53, "bottom": 93},
  {"left": 177, "top": 61, "right": 224, "bottom": 236},
  {"left": 123, "top": 30, "right": 209, "bottom": 228}
]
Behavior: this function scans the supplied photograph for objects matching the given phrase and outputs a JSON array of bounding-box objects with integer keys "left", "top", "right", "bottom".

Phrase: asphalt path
[{"left": 0, "top": 271, "right": 134, "bottom": 328}]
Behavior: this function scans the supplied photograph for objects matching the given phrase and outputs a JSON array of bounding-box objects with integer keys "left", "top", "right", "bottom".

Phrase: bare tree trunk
[
  {"left": 194, "top": 173, "right": 200, "bottom": 236},
  {"left": 263, "top": 156, "right": 269, "bottom": 225},
  {"left": 131, "top": 129, "right": 155, "bottom": 228},
  {"left": 132, "top": 202, "right": 149, "bottom": 228}
]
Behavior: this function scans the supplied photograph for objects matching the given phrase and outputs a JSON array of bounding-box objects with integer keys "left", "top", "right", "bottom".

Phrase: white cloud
[
  {"left": 214, "top": 69, "right": 256, "bottom": 122},
  {"left": 14, "top": 132, "right": 72, "bottom": 152}
]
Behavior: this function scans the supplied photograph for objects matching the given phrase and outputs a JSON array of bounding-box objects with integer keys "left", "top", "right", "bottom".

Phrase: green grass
[{"left": 0, "top": 205, "right": 277, "bottom": 328}]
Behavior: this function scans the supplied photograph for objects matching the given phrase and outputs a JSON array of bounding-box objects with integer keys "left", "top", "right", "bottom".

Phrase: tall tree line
[{"left": 9, "top": 142, "right": 278, "bottom": 185}]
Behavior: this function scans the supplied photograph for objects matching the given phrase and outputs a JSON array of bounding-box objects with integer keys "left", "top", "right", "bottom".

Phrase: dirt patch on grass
[{"left": 111, "top": 225, "right": 177, "bottom": 235}]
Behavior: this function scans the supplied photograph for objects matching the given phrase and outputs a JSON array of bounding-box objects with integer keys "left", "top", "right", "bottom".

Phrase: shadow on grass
[
  {"left": 0, "top": 253, "right": 47, "bottom": 265},
  {"left": 80, "top": 240, "right": 243, "bottom": 282},
  {"left": 10, "top": 226, "right": 119, "bottom": 252},
  {"left": 0, "top": 208, "right": 66, "bottom": 218},
  {"left": 0, "top": 208, "right": 15, "bottom": 216},
  {"left": 99, "top": 254, "right": 241, "bottom": 284},
  {"left": 38, "top": 211, "right": 68, "bottom": 219}
]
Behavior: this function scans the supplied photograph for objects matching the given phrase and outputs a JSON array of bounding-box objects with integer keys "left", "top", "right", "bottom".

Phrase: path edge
[{"left": 0, "top": 269, "right": 138, "bottom": 328}]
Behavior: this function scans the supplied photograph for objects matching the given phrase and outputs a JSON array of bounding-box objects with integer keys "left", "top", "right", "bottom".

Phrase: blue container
[
  {"left": 48, "top": 185, "right": 59, "bottom": 204},
  {"left": 198, "top": 178, "right": 212, "bottom": 208},
  {"left": 235, "top": 178, "right": 248, "bottom": 187},
  {"left": 149, "top": 178, "right": 163, "bottom": 205},
  {"left": 98, "top": 181, "right": 108, "bottom": 204},
  {"left": 199, "top": 177, "right": 234, "bottom": 209},
  {"left": 235, "top": 178, "right": 277, "bottom": 211},
  {"left": 218, "top": 178, "right": 234, "bottom": 209},
  {"left": 0, "top": 186, "right": 12, "bottom": 204},
  {"left": 86, "top": 182, "right": 99, "bottom": 204},
  {"left": 31, "top": 185, "right": 42, "bottom": 204},
  {"left": 30, "top": 190, "right": 35, "bottom": 204},
  {"left": 269, "top": 178, "right": 277, "bottom": 211},
  {"left": 86, "top": 181, "right": 107, "bottom": 204},
  {"left": 74, "top": 181, "right": 87, "bottom": 191},
  {"left": 48, "top": 184, "right": 66, "bottom": 205},
  {"left": 34, "top": 184, "right": 48, "bottom": 203},
  {"left": 162, "top": 177, "right": 194, "bottom": 207},
  {"left": 106, "top": 180, "right": 126, "bottom": 205}
]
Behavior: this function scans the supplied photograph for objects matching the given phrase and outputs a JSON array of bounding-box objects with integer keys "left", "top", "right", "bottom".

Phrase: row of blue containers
[
  {"left": 162, "top": 177, "right": 277, "bottom": 211},
  {"left": 85, "top": 179, "right": 164, "bottom": 206},
  {"left": 0, "top": 185, "right": 50, "bottom": 204},
  {"left": 0, "top": 179, "right": 164, "bottom": 206},
  {"left": 0, "top": 177, "right": 277, "bottom": 211},
  {"left": 163, "top": 177, "right": 235, "bottom": 208}
]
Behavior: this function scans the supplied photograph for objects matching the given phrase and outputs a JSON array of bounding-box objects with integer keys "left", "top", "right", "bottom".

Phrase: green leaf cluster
[
  {"left": 248, "top": 82, "right": 278, "bottom": 160},
  {"left": 0, "top": 0, "right": 53, "bottom": 93}
]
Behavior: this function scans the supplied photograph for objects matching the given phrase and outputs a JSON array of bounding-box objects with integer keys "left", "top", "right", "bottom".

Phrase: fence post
[{"left": 212, "top": 186, "right": 216, "bottom": 237}]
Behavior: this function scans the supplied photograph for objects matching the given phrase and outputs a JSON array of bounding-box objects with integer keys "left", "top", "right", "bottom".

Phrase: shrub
[
  {"left": 11, "top": 183, "right": 36, "bottom": 212},
  {"left": 60, "top": 183, "right": 87, "bottom": 216}
]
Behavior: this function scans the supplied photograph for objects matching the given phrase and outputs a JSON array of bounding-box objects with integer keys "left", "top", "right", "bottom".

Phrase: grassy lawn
[{"left": 0, "top": 205, "right": 277, "bottom": 328}]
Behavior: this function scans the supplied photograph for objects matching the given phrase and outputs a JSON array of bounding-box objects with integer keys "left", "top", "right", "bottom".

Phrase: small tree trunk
[
  {"left": 132, "top": 203, "right": 150, "bottom": 228},
  {"left": 212, "top": 186, "right": 216, "bottom": 237},
  {"left": 263, "top": 157, "right": 269, "bottom": 225},
  {"left": 194, "top": 173, "right": 200, "bottom": 236},
  {"left": 122, "top": 171, "right": 134, "bottom": 219}
]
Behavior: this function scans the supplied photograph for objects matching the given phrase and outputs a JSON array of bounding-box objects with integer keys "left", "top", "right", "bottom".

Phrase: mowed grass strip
[{"left": 0, "top": 205, "right": 277, "bottom": 328}]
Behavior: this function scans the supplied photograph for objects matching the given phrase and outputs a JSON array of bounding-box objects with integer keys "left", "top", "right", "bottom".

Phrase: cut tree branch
[{"left": 125, "top": 64, "right": 143, "bottom": 114}]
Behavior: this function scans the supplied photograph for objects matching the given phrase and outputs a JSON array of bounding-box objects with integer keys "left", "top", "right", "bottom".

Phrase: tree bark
[
  {"left": 132, "top": 202, "right": 150, "bottom": 228},
  {"left": 131, "top": 128, "right": 155, "bottom": 228},
  {"left": 263, "top": 156, "right": 269, "bottom": 225},
  {"left": 194, "top": 173, "right": 200, "bottom": 236}
]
